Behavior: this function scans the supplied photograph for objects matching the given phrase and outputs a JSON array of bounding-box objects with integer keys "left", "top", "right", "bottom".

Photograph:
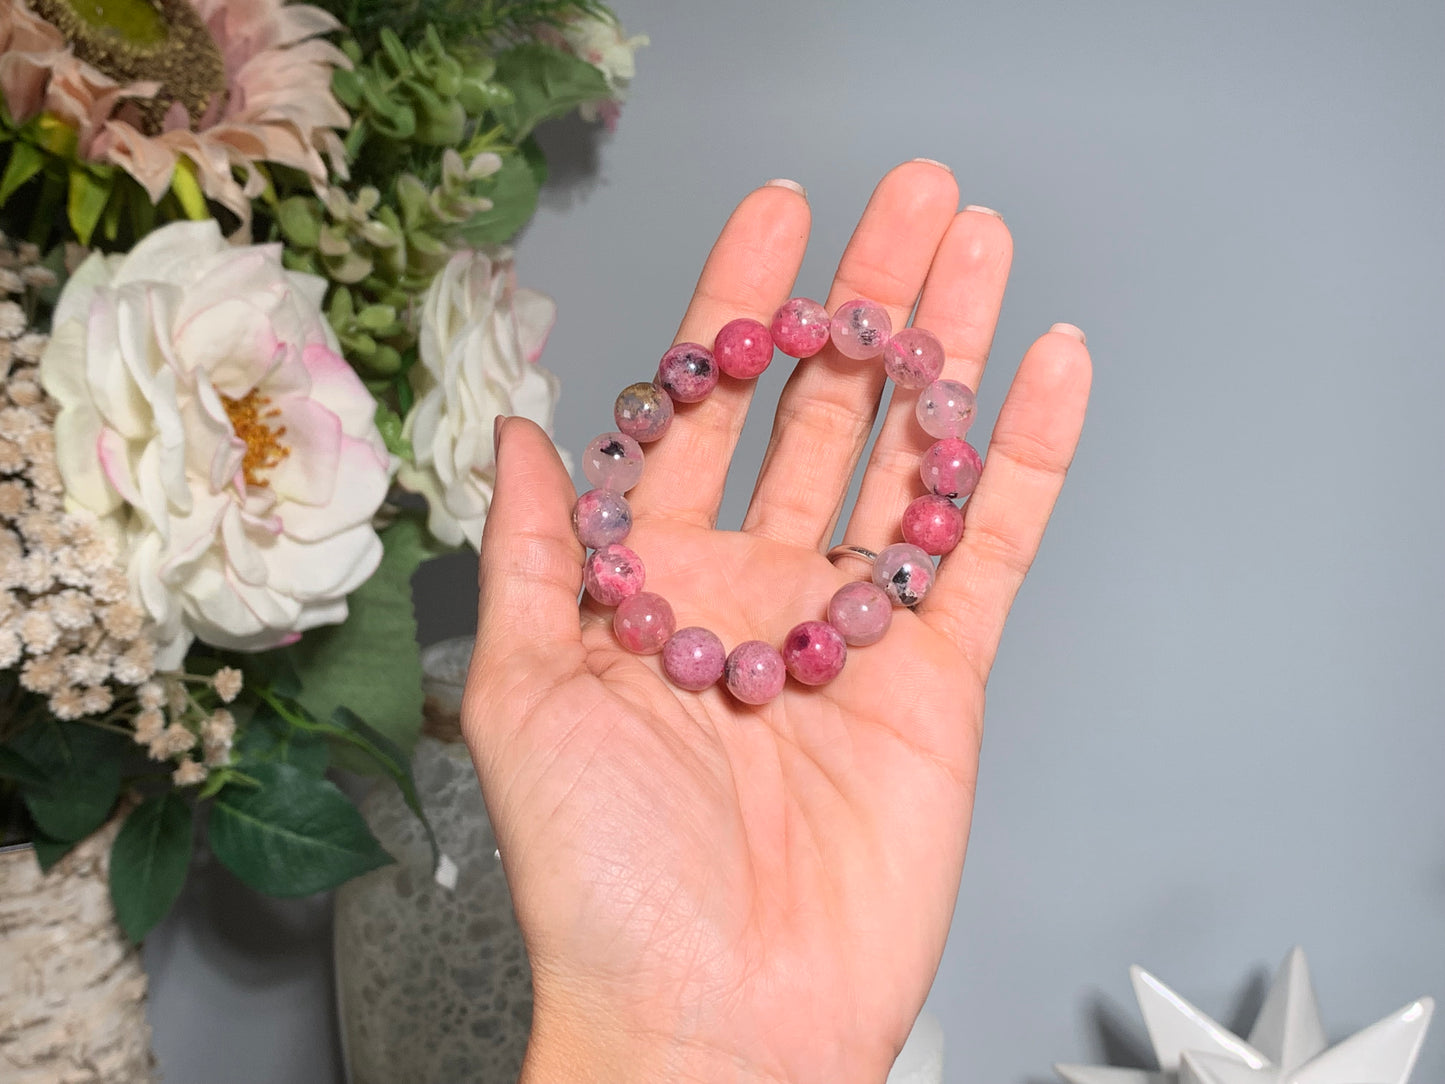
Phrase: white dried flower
[
  {"left": 79, "top": 684, "right": 112, "bottom": 715},
  {"left": 19, "top": 651, "right": 64, "bottom": 693},
  {"left": 0, "top": 300, "right": 24, "bottom": 339},
  {"left": 153, "top": 723, "right": 197, "bottom": 758},
  {"left": 166, "top": 679, "right": 188, "bottom": 714},
  {"left": 133, "top": 707, "right": 165, "bottom": 744},
  {"left": 20, "top": 266, "right": 56, "bottom": 290},
  {"left": 137, "top": 680, "right": 165, "bottom": 709},
  {"left": 0, "top": 480, "right": 26, "bottom": 516},
  {"left": 49, "top": 685, "right": 85, "bottom": 719},
  {"left": 100, "top": 600, "right": 144, "bottom": 639},
  {"left": 111, "top": 639, "right": 155, "bottom": 685},
  {"left": 0, "top": 268, "right": 21, "bottom": 294},
  {"left": 0, "top": 626, "right": 19, "bottom": 668},
  {"left": 173, "top": 759, "right": 207, "bottom": 786},
  {"left": 0, "top": 438, "right": 22, "bottom": 473},
  {"left": 20, "top": 553, "right": 53, "bottom": 593},
  {"left": 49, "top": 588, "right": 93, "bottom": 631},
  {"left": 66, "top": 651, "right": 109, "bottom": 686},
  {"left": 19, "top": 608, "right": 59, "bottom": 653},
  {"left": 212, "top": 667, "right": 243, "bottom": 704},
  {"left": 11, "top": 333, "right": 45, "bottom": 363},
  {"left": 5, "top": 379, "right": 40, "bottom": 408}
]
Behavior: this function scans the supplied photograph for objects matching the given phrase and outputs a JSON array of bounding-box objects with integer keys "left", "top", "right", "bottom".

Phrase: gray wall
[{"left": 146, "top": 2, "right": 1445, "bottom": 1080}]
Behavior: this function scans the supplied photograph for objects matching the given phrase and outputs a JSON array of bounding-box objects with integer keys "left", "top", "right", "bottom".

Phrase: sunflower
[{"left": 0, "top": 0, "right": 350, "bottom": 229}]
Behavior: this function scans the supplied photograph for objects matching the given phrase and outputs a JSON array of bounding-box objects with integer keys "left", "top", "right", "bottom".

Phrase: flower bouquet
[{"left": 0, "top": 0, "right": 645, "bottom": 947}]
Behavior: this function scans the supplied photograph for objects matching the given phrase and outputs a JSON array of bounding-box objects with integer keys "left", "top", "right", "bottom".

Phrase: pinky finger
[{"left": 920, "top": 326, "right": 1092, "bottom": 680}]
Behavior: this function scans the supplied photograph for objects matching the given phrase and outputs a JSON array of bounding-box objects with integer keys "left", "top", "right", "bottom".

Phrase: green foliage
[
  {"left": 314, "top": 0, "right": 609, "bottom": 53},
  {"left": 233, "top": 700, "right": 330, "bottom": 777},
  {"left": 490, "top": 43, "right": 608, "bottom": 141},
  {"left": 6, "top": 719, "right": 127, "bottom": 843},
  {"left": 109, "top": 793, "right": 192, "bottom": 942},
  {"left": 208, "top": 762, "right": 391, "bottom": 896},
  {"left": 287, "top": 515, "right": 444, "bottom": 771}
]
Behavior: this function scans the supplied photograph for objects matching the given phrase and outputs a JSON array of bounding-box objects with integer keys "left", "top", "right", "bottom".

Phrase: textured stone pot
[
  {"left": 334, "top": 638, "right": 532, "bottom": 1084},
  {"left": 0, "top": 813, "right": 157, "bottom": 1083}
]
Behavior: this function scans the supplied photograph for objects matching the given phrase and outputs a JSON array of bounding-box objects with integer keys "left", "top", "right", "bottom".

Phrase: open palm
[{"left": 462, "top": 162, "right": 1092, "bottom": 1084}]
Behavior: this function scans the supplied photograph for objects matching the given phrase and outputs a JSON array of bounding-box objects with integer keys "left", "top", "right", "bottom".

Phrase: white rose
[
  {"left": 41, "top": 220, "right": 392, "bottom": 668},
  {"left": 398, "top": 248, "right": 561, "bottom": 549}
]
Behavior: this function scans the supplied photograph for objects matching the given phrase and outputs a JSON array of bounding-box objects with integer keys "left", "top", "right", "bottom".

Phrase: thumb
[{"left": 474, "top": 415, "right": 584, "bottom": 671}]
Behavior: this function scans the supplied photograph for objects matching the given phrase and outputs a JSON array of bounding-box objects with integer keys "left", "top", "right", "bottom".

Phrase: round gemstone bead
[
  {"left": 723, "top": 640, "right": 787, "bottom": 705},
  {"left": 901, "top": 494, "right": 965, "bottom": 555},
  {"left": 584, "top": 543, "right": 646, "bottom": 606},
  {"left": 662, "top": 626, "right": 726, "bottom": 691},
  {"left": 830, "top": 298, "right": 892, "bottom": 361},
  {"left": 872, "top": 543, "right": 936, "bottom": 607},
  {"left": 770, "top": 297, "right": 831, "bottom": 358},
  {"left": 920, "top": 438, "right": 983, "bottom": 500},
  {"left": 582, "top": 431, "right": 645, "bottom": 492},
  {"left": 656, "top": 342, "right": 719, "bottom": 403},
  {"left": 915, "top": 379, "right": 977, "bottom": 439},
  {"left": 571, "top": 488, "right": 632, "bottom": 549},
  {"left": 613, "top": 592, "right": 675, "bottom": 655},
  {"left": 614, "top": 382, "right": 674, "bottom": 443},
  {"left": 827, "top": 581, "right": 893, "bottom": 646},
  {"left": 713, "top": 318, "right": 774, "bottom": 378},
  {"left": 882, "top": 327, "right": 946, "bottom": 389},
  {"left": 781, "top": 620, "right": 847, "bottom": 686}
]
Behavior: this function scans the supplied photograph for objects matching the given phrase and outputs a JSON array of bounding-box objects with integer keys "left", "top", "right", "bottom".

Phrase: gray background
[{"left": 144, "top": 1, "right": 1445, "bottom": 1081}]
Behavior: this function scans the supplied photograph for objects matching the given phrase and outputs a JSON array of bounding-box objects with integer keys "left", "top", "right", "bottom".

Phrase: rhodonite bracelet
[{"left": 571, "top": 296, "right": 981, "bottom": 706}]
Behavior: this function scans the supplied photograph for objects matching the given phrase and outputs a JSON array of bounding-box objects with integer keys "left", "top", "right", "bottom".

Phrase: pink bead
[
  {"left": 770, "top": 298, "right": 831, "bottom": 358},
  {"left": 915, "top": 379, "right": 977, "bottom": 439},
  {"left": 582, "top": 431, "right": 644, "bottom": 491},
  {"left": 657, "top": 343, "right": 719, "bottom": 403},
  {"left": 781, "top": 620, "right": 847, "bottom": 686},
  {"left": 920, "top": 438, "right": 982, "bottom": 500},
  {"left": 830, "top": 298, "right": 892, "bottom": 361},
  {"left": 872, "top": 543, "right": 935, "bottom": 607},
  {"left": 584, "top": 544, "right": 645, "bottom": 606},
  {"left": 614, "top": 382, "right": 674, "bottom": 443},
  {"left": 882, "top": 328, "right": 946, "bottom": 389},
  {"left": 571, "top": 489, "right": 632, "bottom": 549},
  {"left": 614, "top": 592, "right": 675, "bottom": 654},
  {"left": 713, "top": 318, "right": 774, "bottom": 378},
  {"left": 901, "top": 494, "right": 965, "bottom": 555},
  {"left": 827, "top": 581, "right": 893, "bottom": 647},
  {"left": 723, "top": 640, "right": 787, "bottom": 705},
  {"left": 662, "top": 626, "right": 726, "bottom": 691}
]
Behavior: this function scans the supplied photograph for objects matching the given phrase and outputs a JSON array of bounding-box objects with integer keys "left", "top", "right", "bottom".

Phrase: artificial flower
[
  {"left": 398, "top": 248, "right": 560, "bottom": 548},
  {"left": 551, "top": 10, "right": 648, "bottom": 130},
  {"left": 40, "top": 219, "right": 391, "bottom": 667},
  {"left": 0, "top": 0, "right": 350, "bottom": 228}
]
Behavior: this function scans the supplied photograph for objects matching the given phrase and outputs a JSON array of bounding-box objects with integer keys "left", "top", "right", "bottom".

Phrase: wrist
[{"left": 519, "top": 988, "right": 792, "bottom": 1084}]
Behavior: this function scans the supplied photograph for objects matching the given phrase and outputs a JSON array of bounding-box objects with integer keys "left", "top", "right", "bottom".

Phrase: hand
[{"left": 463, "top": 161, "right": 1092, "bottom": 1084}]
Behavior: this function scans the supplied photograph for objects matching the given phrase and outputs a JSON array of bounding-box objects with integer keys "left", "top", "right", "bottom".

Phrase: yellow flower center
[
  {"left": 222, "top": 390, "right": 290, "bottom": 489},
  {"left": 31, "top": 0, "right": 228, "bottom": 134}
]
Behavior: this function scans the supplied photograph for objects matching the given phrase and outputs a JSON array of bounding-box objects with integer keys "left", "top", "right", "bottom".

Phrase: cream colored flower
[
  {"left": 398, "top": 248, "right": 561, "bottom": 548},
  {"left": 212, "top": 666, "right": 242, "bottom": 703},
  {"left": 133, "top": 707, "right": 165, "bottom": 744},
  {"left": 42, "top": 221, "right": 392, "bottom": 665},
  {"left": 173, "top": 758, "right": 207, "bottom": 786}
]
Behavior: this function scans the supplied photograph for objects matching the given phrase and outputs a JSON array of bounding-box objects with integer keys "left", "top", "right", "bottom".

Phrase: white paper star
[{"left": 1056, "top": 947, "right": 1434, "bottom": 1084}]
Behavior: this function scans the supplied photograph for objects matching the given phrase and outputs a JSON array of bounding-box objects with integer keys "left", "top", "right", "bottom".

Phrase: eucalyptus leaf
[
  {"left": 208, "top": 762, "right": 391, "bottom": 896},
  {"left": 109, "top": 794, "right": 192, "bottom": 942}
]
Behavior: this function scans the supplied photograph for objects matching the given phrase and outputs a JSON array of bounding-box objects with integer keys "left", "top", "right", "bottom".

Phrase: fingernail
[
  {"left": 963, "top": 204, "right": 1003, "bottom": 219},
  {"left": 765, "top": 178, "right": 806, "bottom": 197},
  {"left": 493, "top": 414, "right": 508, "bottom": 453},
  {"left": 911, "top": 157, "right": 953, "bottom": 173},
  {"left": 1049, "top": 322, "right": 1086, "bottom": 344}
]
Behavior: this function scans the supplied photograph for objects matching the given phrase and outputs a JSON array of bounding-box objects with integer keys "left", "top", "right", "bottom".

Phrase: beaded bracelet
[{"left": 571, "top": 296, "right": 981, "bottom": 706}]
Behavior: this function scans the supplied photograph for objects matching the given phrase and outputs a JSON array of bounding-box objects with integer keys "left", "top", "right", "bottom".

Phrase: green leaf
[
  {"left": 0, "top": 141, "right": 45, "bottom": 204},
  {"left": 9, "top": 720, "right": 125, "bottom": 842},
  {"left": 233, "top": 700, "right": 328, "bottom": 776},
  {"left": 289, "top": 516, "right": 438, "bottom": 773},
  {"left": 276, "top": 195, "right": 322, "bottom": 249},
  {"left": 208, "top": 762, "right": 391, "bottom": 896},
  {"left": 67, "top": 167, "right": 113, "bottom": 245},
  {"left": 170, "top": 157, "right": 209, "bottom": 220},
  {"left": 0, "top": 744, "right": 48, "bottom": 787},
  {"left": 32, "top": 834, "right": 77, "bottom": 872},
  {"left": 453, "top": 150, "right": 539, "bottom": 247},
  {"left": 109, "top": 794, "right": 192, "bottom": 942},
  {"left": 490, "top": 43, "right": 610, "bottom": 141},
  {"left": 329, "top": 706, "right": 437, "bottom": 867}
]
